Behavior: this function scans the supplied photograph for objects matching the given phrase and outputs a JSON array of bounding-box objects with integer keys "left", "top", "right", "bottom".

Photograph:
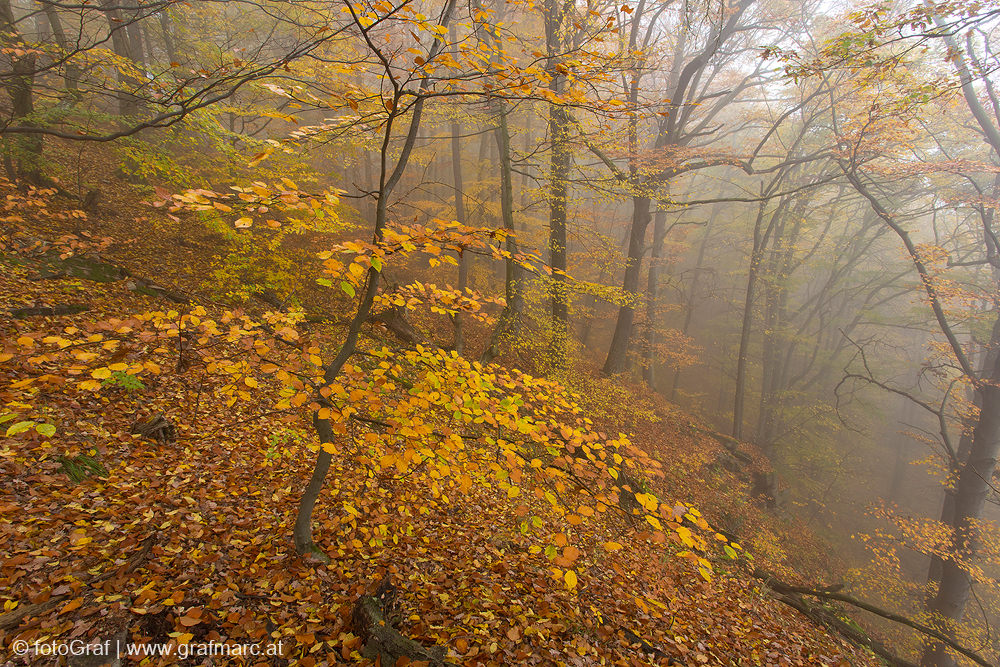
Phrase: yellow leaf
[
  {"left": 16, "top": 336, "right": 34, "bottom": 347},
  {"left": 235, "top": 217, "right": 253, "bottom": 228},
  {"left": 108, "top": 363, "right": 128, "bottom": 372},
  {"left": 604, "top": 541, "right": 622, "bottom": 552},
  {"left": 564, "top": 569, "right": 578, "bottom": 589},
  {"left": 91, "top": 368, "right": 112, "bottom": 380},
  {"left": 458, "top": 474, "right": 472, "bottom": 494},
  {"left": 244, "top": 377, "right": 258, "bottom": 388}
]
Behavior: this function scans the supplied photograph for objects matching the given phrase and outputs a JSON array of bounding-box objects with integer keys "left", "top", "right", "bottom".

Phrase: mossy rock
[{"left": 39, "top": 254, "right": 126, "bottom": 283}]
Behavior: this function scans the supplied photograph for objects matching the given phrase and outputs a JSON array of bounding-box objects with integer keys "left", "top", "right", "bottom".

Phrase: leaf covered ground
[{"left": 0, "top": 175, "right": 881, "bottom": 666}]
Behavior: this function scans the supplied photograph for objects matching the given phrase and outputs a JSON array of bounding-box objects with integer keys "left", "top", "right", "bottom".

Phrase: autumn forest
[{"left": 1, "top": 0, "right": 999, "bottom": 665}]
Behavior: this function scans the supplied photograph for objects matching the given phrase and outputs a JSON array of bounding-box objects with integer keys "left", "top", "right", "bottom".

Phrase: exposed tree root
[{"left": 350, "top": 577, "right": 455, "bottom": 667}]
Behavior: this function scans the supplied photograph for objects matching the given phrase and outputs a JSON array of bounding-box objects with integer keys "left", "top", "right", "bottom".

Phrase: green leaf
[
  {"left": 35, "top": 423, "right": 56, "bottom": 438},
  {"left": 370, "top": 256, "right": 382, "bottom": 272},
  {"left": 544, "top": 544, "right": 557, "bottom": 560},
  {"left": 316, "top": 278, "right": 333, "bottom": 287},
  {"left": 0, "top": 413, "right": 17, "bottom": 424},
  {"left": 6, "top": 421, "right": 36, "bottom": 437},
  {"left": 724, "top": 545, "right": 738, "bottom": 560},
  {"left": 341, "top": 281, "right": 356, "bottom": 297}
]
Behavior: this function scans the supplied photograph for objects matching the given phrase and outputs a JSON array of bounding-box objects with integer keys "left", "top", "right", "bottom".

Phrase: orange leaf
[{"left": 60, "top": 598, "right": 83, "bottom": 614}]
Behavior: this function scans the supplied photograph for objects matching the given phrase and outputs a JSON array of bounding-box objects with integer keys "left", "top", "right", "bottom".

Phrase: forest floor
[{"left": 0, "top": 169, "right": 884, "bottom": 666}]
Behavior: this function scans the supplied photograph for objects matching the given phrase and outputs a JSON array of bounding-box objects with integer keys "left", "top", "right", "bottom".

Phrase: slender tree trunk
[
  {"left": 603, "top": 196, "right": 651, "bottom": 375},
  {"left": 480, "top": 100, "right": 522, "bottom": 365},
  {"left": 922, "top": 343, "right": 1000, "bottom": 667},
  {"left": 100, "top": 0, "right": 143, "bottom": 120},
  {"left": 734, "top": 195, "right": 784, "bottom": 441},
  {"left": 521, "top": 111, "right": 532, "bottom": 232},
  {"left": 642, "top": 209, "right": 667, "bottom": 388},
  {"left": 548, "top": 101, "right": 570, "bottom": 364},
  {"left": 922, "top": 313, "right": 1000, "bottom": 666},
  {"left": 38, "top": 1, "right": 80, "bottom": 100},
  {"left": 545, "top": 0, "right": 570, "bottom": 366},
  {"left": 0, "top": 0, "right": 42, "bottom": 182},
  {"left": 927, "top": 318, "right": 998, "bottom": 585},
  {"left": 451, "top": 118, "right": 468, "bottom": 355},
  {"left": 671, "top": 200, "right": 721, "bottom": 400},
  {"left": 293, "top": 0, "right": 458, "bottom": 556},
  {"left": 159, "top": 9, "right": 177, "bottom": 65}
]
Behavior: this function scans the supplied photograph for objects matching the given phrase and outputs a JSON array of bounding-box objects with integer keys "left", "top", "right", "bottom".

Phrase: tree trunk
[
  {"left": 927, "top": 316, "right": 999, "bottom": 585},
  {"left": 671, "top": 198, "right": 721, "bottom": 400},
  {"left": 642, "top": 209, "right": 668, "bottom": 388},
  {"left": 733, "top": 198, "right": 768, "bottom": 440},
  {"left": 450, "top": 118, "right": 468, "bottom": 356},
  {"left": 38, "top": 1, "right": 80, "bottom": 99},
  {"left": 159, "top": 8, "right": 177, "bottom": 65},
  {"left": 100, "top": 0, "right": 143, "bottom": 120},
  {"left": 548, "top": 101, "right": 570, "bottom": 364},
  {"left": 602, "top": 196, "right": 651, "bottom": 375},
  {"left": 1, "top": 0, "right": 42, "bottom": 182},
  {"left": 292, "top": 0, "right": 457, "bottom": 556},
  {"left": 545, "top": 0, "right": 570, "bottom": 366},
  {"left": 480, "top": 99, "right": 522, "bottom": 365},
  {"left": 922, "top": 316, "right": 1000, "bottom": 667}
]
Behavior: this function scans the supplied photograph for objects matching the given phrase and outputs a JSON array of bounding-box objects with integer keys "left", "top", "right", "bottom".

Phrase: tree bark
[
  {"left": 480, "top": 99, "right": 522, "bottom": 365},
  {"left": 603, "top": 196, "right": 651, "bottom": 375},
  {"left": 642, "top": 208, "right": 667, "bottom": 388},
  {"left": 451, "top": 118, "right": 468, "bottom": 356},
  {"left": 922, "top": 334, "right": 1000, "bottom": 667},
  {"left": 99, "top": 0, "right": 144, "bottom": 120},
  {"left": 0, "top": 0, "right": 42, "bottom": 182},
  {"left": 37, "top": 1, "right": 80, "bottom": 99},
  {"left": 545, "top": 0, "right": 570, "bottom": 366},
  {"left": 733, "top": 197, "right": 770, "bottom": 440}
]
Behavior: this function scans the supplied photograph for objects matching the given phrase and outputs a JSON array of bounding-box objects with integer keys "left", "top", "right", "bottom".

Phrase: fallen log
[
  {"left": 753, "top": 569, "right": 995, "bottom": 667},
  {"left": 351, "top": 577, "right": 455, "bottom": 667},
  {"left": 10, "top": 303, "right": 90, "bottom": 318},
  {"left": 0, "top": 535, "right": 155, "bottom": 631}
]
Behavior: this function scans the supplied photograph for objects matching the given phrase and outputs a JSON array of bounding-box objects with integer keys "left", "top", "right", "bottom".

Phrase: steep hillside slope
[{"left": 0, "top": 177, "right": 881, "bottom": 667}]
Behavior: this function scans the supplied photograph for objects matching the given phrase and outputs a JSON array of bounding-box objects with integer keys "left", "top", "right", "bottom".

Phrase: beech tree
[
  {"left": 599, "top": 0, "right": 761, "bottom": 377},
  {"left": 788, "top": 3, "right": 1000, "bottom": 664}
]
